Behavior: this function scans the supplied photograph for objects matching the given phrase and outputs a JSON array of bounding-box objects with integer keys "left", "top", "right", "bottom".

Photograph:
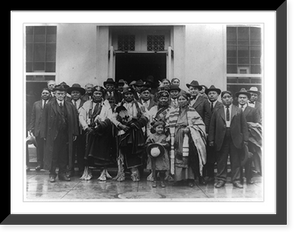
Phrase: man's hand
[
  {"left": 209, "top": 141, "right": 214, "bottom": 147},
  {"left": 73, "top": 136, "right": 77, "bottom": 141}
]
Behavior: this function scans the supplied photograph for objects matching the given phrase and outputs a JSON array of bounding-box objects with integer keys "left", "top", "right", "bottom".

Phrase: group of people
[{"left": 27, "top": 77, "right": 262, "bottom": 189}]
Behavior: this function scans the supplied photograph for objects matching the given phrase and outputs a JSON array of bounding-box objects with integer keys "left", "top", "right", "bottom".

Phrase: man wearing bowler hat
[
  {"left": 41, "top": 84, "right": 79, "bottom": 182},
  {"left": 208, "top": 90, "right": 249, "bottom": 189},
  {"left": 186, "top": 80, "right": 211, "bottom": 131},
  {"left": 67, "top": 83, "right": 87, "bottom": 176}
]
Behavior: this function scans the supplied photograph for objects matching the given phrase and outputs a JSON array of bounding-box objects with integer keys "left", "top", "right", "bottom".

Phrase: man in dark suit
[
  {"left": 103, "top": 78, "right": 122, "bottom": 105},
  {"left": 236, "top": 88, "right": 260, "bottom": 184},
  {"left": 66, "top": 83, "right": 87, "bottom": 177},
  {"left": 248, "top": 87, "right": 262, "bottom": 123},
  {"left": 203, "top": 85, "right": 223, "bottom": 183},
  {"left": 208, "top": 91, "right": 249, "bottom": 189},
  {"left": 41, "top": 84, "right": 79, "bottom": 182},
  {"left": 29, "top": 88, "right": 51, "bottom": 171},
  {"left": 186, "top": 80, "right": 210, "bottom": 130}
]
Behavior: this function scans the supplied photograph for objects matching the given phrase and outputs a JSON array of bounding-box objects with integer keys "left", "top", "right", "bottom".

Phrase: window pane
[
  {"left": 237, "top": 40, "right": 249, "bottom": 46},
  {"left": 227, "top": 57, "right": 237, "bottom": 64},
  {"left": 227, "top": 27, "right": 237, "bottom": 41},
  {"left": 33, "top": 62, "right": 45, "bottom": 71},
  {"left": 46, "top": 44, "right": 56, "bottom": 61},
  {"left": 238, "top": 57, "right": 249, "bottom": 65},
  {"left": 26, "top": 62, "right": 33, "bottom": 72},
  {"left": 227, "top": 65, "right": 237, "bottom": 73},
  {"left": 45, "top": 62, "right": 56, "bottom": 72},
  {"left": 26, "top": 43, "right": 34, "bottom": 62},
  {"left": 250, "top": 46, "right": 261, "bottom": 57},
  {"left": 34, "top": 44, "right": 46, "bottom": 62},
  {"left": 251, "top": 57, "right": 261, "bottom": 64},
  {"left": 250, "top": 27, "right": 261, "bottom": 40},
  {"left": 237, "top": 27, "right": 249, "bottom": 40},
  {"left": 227, "top": 46, "right": 237, "bottom": 58},
  {"left": 237, "top": 46, "right": 249, "bottom": 58},
  {"left": 251, "top": 65, "right": 261, "bottom": 74}
]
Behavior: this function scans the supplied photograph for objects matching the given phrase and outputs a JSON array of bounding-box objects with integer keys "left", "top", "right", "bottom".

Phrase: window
[
  {"left": 117, "top": 35, "right": 135, "bottom": 51},
  {"left": 26, "top": 26, "right": 57, "bottom": 72},
  {"left": 227, "top": 26, "right": 261, "bottom": 74},
  {"left": 147, "top": 35, "right": 165, "bottom": 51}
]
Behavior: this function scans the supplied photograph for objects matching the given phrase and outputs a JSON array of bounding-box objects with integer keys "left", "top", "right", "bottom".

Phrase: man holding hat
[
  {"left": 203, "top": 85, "right": 223, "bottom": 183},
  {"left": 67, "top": 83, "right": 87, "bottom": 176},
  {"left": 78, "top": 85, "right": 115, "bottom": 181},
  {"left": 208, "top": 90, "right": 249, "bottom": 189},
  {"left": 40, "top": 84, "right": 79, "bottom": 183},
  {"left": 236, "top": 88, "right": 261, "bottom": 184},
  {"left": 186, "top": 80, "right": 211, "bottom": 131}
]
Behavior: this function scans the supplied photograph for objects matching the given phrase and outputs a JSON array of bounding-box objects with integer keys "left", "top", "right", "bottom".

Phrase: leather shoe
[
  {"left": 233, "top": 181, "right": 244, "bottom": 188},
  {"left": 160, "top": 181, "right": 166, "bottom": 188},
  {"left": 199, "top": 177, "right": 207, "bottom": 185},
  {"left": 214, "top": 180, "right": 225, "bottom": 188},
  {"left": 49, "top": 175, "right": 56, "bottom": 183},
  {"left": 152, "top": 181, "right": 157, "bottom": 188},
  {"left": 58, "top": 174, "right": 71, "bottom": 181},
  {"left": 188, "top": 181, "right": 195, "bottom": 187}
]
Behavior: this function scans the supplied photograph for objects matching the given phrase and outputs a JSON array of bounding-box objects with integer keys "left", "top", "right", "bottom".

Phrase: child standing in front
[{"left": 146, "top": 120, "right": 170, "bottom": 188}]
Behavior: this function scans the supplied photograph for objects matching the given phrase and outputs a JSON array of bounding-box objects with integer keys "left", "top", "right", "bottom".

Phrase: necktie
[
  {"left": 93, "top": 102, "right": 100, "bottom": 115},
  {"left": 226, "top": 106, "right": 230, "bottom": 121},
  {"left": 210, "top": 102, "right": 214, "bottom": 112}
]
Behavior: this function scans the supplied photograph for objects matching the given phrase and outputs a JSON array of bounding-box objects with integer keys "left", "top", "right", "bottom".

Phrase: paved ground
[{"left": 26, "top": 169, "right": 263, "bottom": 201}]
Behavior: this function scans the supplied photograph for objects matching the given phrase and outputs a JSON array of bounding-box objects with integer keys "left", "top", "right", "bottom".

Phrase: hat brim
[
  {"left": 146, "top": 143, "right": 165, "bottom": 159},
  {"left": 205, "top": 88, "right": 221, "bottom": 95},
  {"left": 67, "top": 87, "right": 85, "bottom": 95},
  {"left": 247, "top": 90, "right": 261, "bottom": 96},
  {"left": 186, "top": 84, "right": 202, "bottom": 90},
  {"left": 235, "top": 92, "right": 251, "bottom": 98}
]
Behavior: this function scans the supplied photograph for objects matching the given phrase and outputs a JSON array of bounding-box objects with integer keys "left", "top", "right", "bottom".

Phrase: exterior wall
[
  {"left": 183, "top": 24, "right": 226, "bottom": 91},
  {"left": 56, "top": 23, "right": 100, "bottom": 87},
  {"left": 55, "top": 24, "right": 226, "bottom": 90}
]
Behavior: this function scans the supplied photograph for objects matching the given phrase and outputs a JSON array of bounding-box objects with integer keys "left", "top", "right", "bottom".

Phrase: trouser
[
  {"left": 71, "top": 132, "right": 85, "bottom": 171},
  {"left": 50, "top": 130, "right": 68, "bottom": 176},
  {"left": 203, "top": 145, "right": 216, "bottom": 178},
  {"left": 216, "top": 128, "right": 241, "bottom": 183},
  {"left": 35, "top": 135, "right": 45, "bottom": 167}
]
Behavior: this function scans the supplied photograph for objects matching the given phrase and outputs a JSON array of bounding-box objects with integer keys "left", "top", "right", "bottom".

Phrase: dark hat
[
  {"left": 92, "top": 85, "right": 106, "bottom": 95},
  {"left": 205, "top": 85, "right": 221, "bottom": 95},
  {"left": 221, "top": 91, "right": 232, "bottom": 98},
  {"left": 168, "top": 84, "right": 181, "bottom": 92},
  {"left": 140, "top": 86, "right": 151, "bottom": 93},
  {"left": 146, "top": 143, "right": 165, "bottom": 160},
  {"left": 53, "top": 84, "right": 68, "bottom": 92},
  {"left": 186, "top": 80, "right": 202, "bottom": 90},
  {"left": 157, "top": 90, "right": 170, "bottom": 98},
  {"left": 117, "top": 79, "right": 126, "bottom": 86},
  {"left": 123, "top": 86, "right": 135, "bottom": 94},
  {"left": 248, "top": 87, "right": 261, "bottom": 96},
  {"left": 133, "top": 79, "right": 145, "bottom": 87},
  {"left": 235, "top": 88, "right": 251, "bottom": 98},
  {"left": 67, "top": 83, "right": 85, "bottom": 95},
  {"left": 103, "top": 78, "right": 116, "bottom": 87},
  {"left": 115, "top": 105, "right": 127, "bottom": 114}
]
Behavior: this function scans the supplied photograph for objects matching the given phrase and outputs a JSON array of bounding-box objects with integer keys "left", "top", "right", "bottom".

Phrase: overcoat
[
  {"left": 191, "top": 95, "right": 211, "bottom": 130},
  {"left": 40, "top": 99, "right": 79, "bottom": 170},
  {"left": 208, "top": 105, "right": 249, "bottom": 151},
  {"left": 29, "top": 100, "right": 44, "bottom": 137}
]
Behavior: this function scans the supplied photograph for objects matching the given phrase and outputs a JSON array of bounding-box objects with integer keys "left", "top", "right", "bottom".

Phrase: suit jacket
[
  {"left": 191, "top": 95, "right": 211, "bottom": 131},
  {"left": 208, "top": 104, "right": 249, "bottom": 151},
  {"left": 138, "top": 96, "right": 156, "bottom": 111},
  {"left": 249, "top": 101, "right": 262, "bottom": 123},
  {"left": 40, "top": 100, "right": 79, "bottom": 170},
  {"left": 243, "top": 105, "right": 260, "bottom": 123},
  {"left": 29, "top": 100, "right": 48, "bottom": 137}
]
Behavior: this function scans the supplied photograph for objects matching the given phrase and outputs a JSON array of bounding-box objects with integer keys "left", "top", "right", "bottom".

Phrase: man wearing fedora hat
[
  {"left": 66, "top": 83, "right": 87, "bottom": 177},
  {"left": 208, "top": 90, "right": 249, "bottom": 189},
  {"left": 103, "top": 78, "right": 122, "bottom": 105},
  {"left": 186, "top": 80, "right": 211, "bottom": 130},
  {"left": 203, "top": 85, "right": 223, "bottom": 183},
  {"left": 40, "top": 84, "right": 79, "bottom": 183},
  {"left": 236, "top": 88, "right": 261, "bottom": 184},
  {"left": 248, "top": 87, "right": 262, "bottom": 122}
]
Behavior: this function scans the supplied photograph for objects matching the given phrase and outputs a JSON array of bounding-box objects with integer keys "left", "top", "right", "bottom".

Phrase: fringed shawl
[{"left": 167, "top": 106, "right": 207, "bottom": 175}]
